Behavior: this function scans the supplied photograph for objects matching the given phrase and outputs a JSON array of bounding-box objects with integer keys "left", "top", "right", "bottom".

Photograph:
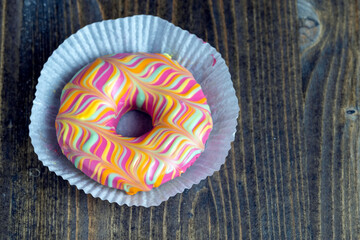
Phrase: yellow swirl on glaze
[{"left": 55, "top": 53, "right": 213, "bottom": 194}]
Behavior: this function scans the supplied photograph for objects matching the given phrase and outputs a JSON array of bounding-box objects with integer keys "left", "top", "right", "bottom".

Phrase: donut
[{"left": 55, "top": 53, "right": 213, "bottom": 195}]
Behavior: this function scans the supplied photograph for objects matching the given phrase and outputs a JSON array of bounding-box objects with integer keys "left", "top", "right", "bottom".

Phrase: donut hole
[{"left": 116, "top": 110, "right": 154, "bottom": 137}]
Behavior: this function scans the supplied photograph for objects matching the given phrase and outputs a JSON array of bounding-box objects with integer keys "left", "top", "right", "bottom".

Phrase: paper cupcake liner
[{"left": 29, "top": 15, "right": 239, "bottom": 207}]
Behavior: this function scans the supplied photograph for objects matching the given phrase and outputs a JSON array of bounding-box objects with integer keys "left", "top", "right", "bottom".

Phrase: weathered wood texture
[
  {"left": 299, "top": 0, "right": 360, "bottom": 239},
  {"left": 0, "top": 0, "right": 359, "bottom": 239}
]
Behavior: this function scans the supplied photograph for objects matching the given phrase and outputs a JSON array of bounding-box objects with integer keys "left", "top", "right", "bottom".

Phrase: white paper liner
[{"left": 29, "top": 15, "right": 239, "bottom": 207}]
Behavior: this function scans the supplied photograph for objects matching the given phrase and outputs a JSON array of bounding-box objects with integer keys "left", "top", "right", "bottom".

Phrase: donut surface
[{"left": 55, "top": 53, "right": 213, "bottom": 195}]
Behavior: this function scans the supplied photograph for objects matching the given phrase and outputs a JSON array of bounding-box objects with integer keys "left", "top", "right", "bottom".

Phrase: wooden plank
[{"left": 299, "top": 0, "right": 360, "bottom": 238}]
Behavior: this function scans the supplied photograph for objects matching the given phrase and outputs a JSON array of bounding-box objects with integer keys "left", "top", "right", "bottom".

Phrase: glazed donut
[{"left": 55, "top": 53, "right": 213, "bottom": 195}]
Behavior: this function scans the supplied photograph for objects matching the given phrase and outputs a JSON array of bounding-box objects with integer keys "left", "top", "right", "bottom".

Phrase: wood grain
[
  {"left": 0, "top": 0, "right": 359, "bottom": 239},
  {"left": 300, "top": 0, "right": 360, "bottom": 238}
]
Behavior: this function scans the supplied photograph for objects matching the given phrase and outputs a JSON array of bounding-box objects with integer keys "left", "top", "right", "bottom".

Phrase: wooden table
[{"left": 1, "top": 0, "right": 359, "bottom": 239}]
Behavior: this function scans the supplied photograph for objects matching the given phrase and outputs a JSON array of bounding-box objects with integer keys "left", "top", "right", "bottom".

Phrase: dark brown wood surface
[{"left": 1, "top": 0, "right": 359, "bottom": 239}]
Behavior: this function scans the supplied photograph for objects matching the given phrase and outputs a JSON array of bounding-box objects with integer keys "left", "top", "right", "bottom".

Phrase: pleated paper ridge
[{"left": 29, "top": 15, "right": 239, "bottom": 207}]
